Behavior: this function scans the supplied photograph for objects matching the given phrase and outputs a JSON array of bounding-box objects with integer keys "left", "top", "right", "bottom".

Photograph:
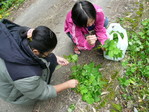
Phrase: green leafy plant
[
  {"left": 101, "top": 30, "right": 124, "bottom": 59},
  {"left": 115, "top": 2, "right": 148, "bottom": 111},
  {"left": 64, "top": 54, "right": 78, "bottom": 63},
  {"left": 0, "top": 0, "right": 26, "bottom": 19},
  {"left": 110, "top": 103, "right": 122, "bottom": 112},
  {"left": 103, "top": 39, "right": 123, "bottom": 58},
  {"left": 65, "top": 54, "right": 106, "bottom": 104},
  {"left": 71, "top": 62, "right": 105, "bottom": 104},
  {"left": 110, "top": 31, "right": 124, "bottom": 42},
  {"left": 118, "top": 18, "right": 149, "bottom": 111},
  {"left": 67, "top": 104, "right": 76, "bottom": 112}
]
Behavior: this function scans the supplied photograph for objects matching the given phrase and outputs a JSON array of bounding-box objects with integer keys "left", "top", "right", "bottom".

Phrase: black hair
[
  {"left": 20, "top": 26, "right": 57, "bottom": 53},
  {"left": 71, "top": 1, "right": 96, "bottom": 27},
  {"left": 30, "top": 26, "right": 57, "bottom": 53}
]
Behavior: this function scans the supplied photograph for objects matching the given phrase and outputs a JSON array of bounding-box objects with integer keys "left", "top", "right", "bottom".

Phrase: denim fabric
[
  {"left": 87, "top": 24, "right": 95, "bottom": 31},
  {"left": 104, "top": 17, "right": 109, "bottom": 28},
  {"left": 66, "top": 32, "right": 74, "bottom": 43}
]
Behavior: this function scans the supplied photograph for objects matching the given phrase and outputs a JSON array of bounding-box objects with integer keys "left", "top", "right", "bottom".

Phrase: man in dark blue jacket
[{"left": 0, "top": 19, "right": 78, "bottom": 105}]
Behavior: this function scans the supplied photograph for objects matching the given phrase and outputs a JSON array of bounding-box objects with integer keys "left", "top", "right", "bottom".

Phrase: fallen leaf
[
  {"left": 0, "top": 15, "right": 2, "bottom": 19},
  {"left": 101, "top": 91, "right": 110, "bottom": 95}
]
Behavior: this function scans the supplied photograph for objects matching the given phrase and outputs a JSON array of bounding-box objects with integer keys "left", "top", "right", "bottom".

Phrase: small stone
[{"left": 127, "top": 100, "right": 133, "bottom": 108}]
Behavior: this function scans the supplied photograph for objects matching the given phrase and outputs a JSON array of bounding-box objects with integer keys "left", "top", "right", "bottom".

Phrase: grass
[{"left": 0, "top": 0, "right": 26, "bottom": 19}]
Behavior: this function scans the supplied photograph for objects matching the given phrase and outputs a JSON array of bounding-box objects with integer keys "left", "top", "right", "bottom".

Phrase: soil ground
[{"left": 0, "top": 0, "right": 146, "bottom": 112}]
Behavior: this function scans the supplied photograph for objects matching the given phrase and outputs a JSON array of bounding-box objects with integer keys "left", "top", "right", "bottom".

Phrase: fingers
[
  {"left": 74, "top": 79, "right": 79, "bottom": 85},
  {"left": 56, "top": 56, "right": 69, "bottom": 66},
  {"left": 58, "top": 59, "right": 69, "bottom": 66},
  {"left": 73, "top": 79, "right": 79, "bottom": 87},
  {"left": 86, "top": 35, "right": 97, "bottom": 41},
  {"left": 86, "top": 35, "right": 97, "bottom": 45},
  {"left": 67, "top": 79, "right": 79, "bottom": 88},
  {"left": 87, "top": 39, "right": 96, "bottom": 45},
  {"left": 60, "top": 58, "right": 69, "bottom": 65}
]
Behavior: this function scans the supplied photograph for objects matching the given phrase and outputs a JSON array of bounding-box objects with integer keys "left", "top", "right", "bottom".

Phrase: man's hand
[
  {"left": 56, "top": 56, "right": 69, "bottom": 66},
  {"left": 86, "top": 35, "right": 97, "bottom": 45},
  {"left": 53, "top": 79, "right": 79, "bottom": 93},
  {"left": 66, "top": 79, "right": 79, "bottom": 88}
]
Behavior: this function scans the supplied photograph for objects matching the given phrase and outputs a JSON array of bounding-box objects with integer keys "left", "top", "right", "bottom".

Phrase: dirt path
[{"left": 0, "top": 0, "right": 142, "bottom": 112}]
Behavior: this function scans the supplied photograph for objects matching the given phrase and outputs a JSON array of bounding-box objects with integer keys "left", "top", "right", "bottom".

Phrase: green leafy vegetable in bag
[{"left": 103, "top": 39, "right": 123, "bottom": 59}]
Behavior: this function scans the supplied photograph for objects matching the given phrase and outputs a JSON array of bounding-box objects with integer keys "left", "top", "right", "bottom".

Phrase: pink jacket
[{"left": 64, "top": 5, "right": 108, "bottom": 50}]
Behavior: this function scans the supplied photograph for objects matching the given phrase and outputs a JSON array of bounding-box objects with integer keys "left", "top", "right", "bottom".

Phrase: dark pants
[{"left": 104, "top": 17, "right": 109, "bottom": 28}]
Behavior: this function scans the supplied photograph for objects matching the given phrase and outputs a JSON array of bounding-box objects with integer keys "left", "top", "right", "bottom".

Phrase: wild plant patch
[
  {"left": 0, "top": 0, "right": 25, "bottom": 19},
  {"left": 65, "top": 54, "right": 106, "bottom": 104},
  {"left": 118, "top": 18, "right": 149, "bottom": 111}
]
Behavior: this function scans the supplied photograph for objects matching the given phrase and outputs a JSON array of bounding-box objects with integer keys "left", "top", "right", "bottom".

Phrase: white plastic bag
[{"left": 104, "top": 23, "right": 128, "bottom": 61}]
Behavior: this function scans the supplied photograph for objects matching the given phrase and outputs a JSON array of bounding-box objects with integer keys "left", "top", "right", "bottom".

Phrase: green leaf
[
  {"left": 64, "top": 54, "right": 78, "bottom": 63},
  {"left": 71, "top": 54, "right": 78, "bottom": 62},
  {"left": 67, "top": 104, "right": 75, "bottom": 112},
  {"left": 111, "top": 103, "right": 122, "bottom": 111},
  {"left": 103, "top": 39, "right": 123, "bottom": 58},
  {"left": 94, "top": 95, "right": 100, "bottom": 102},
  {"left": 80, "top": 87, "right": 88, "bottom": 94},
  {"left": 82, "top": 94, "right": 94, "bottom": 104},
  {"left": 70, "top": 62, "right": 105, "bottom": 104},
  {"left": 138, "top": 32, "right": 144, "bottom": 36}
]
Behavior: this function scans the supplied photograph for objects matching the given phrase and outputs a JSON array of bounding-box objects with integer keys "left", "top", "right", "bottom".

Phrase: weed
[
  {"left": 118, "top": 8, "right": 149, "bottom": 112},
  {"left": 0, "top": 0, "right": 26, "bottom": 19},
  {"left": 65, "top": 54, "right": 106, "bottom": 104}
]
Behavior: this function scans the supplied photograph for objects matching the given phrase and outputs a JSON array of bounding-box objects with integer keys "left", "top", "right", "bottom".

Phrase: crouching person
[{"left": 0, "top": 19, "right": 78, "bottom": 105}]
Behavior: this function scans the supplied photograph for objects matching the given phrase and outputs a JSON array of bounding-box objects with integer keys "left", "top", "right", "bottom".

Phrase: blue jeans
[{"left": 104, "top": 17, "right": 109, "bottom": 28}]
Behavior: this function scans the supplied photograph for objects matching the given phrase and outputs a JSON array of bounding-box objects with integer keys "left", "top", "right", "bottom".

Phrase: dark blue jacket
[
  {"left": 0, "top": 19, "right": 48, "bottom": 81},
  {"left": 0, "top": 19, "right": 57, "bottom": 104}
]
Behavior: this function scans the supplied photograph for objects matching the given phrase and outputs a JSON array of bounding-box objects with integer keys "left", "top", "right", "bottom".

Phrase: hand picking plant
[{"left": 65, "top": 54, "right": 106, "bottom": 104}]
